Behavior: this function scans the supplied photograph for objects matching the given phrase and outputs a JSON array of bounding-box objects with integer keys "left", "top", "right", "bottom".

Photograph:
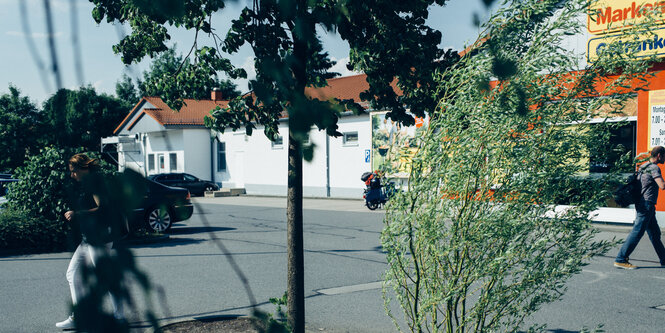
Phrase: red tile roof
[
  {"left": 305, "top": 74, "right": 371, "bottom": 108},
  {"left": 142, "top": 97, "right": 229, "bottom": 126},
  {"left": 114, "top": 74, "right": 398, "bottom": 134},
  {"left": 304, "top": 74, "right": 401, "bottom": 109},
  {"left": 114, "top": 96, "right": 230, "bottom": 134}
]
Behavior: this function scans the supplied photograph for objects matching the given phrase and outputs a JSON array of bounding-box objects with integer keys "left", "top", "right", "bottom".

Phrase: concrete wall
[
  {"left": 215, "top": 114, "right": 370, "bottom": 198},
  {"left": 302, "top": 128, "right": 328, "bottom": 197},
  {"left": 145, "top": 131, "right": 183, "bottom": 176},
  {"left": 183, "top": 129, "right": 213, "bottom": 181},
  {"left": 218, "top": 125, "right": 289, "bottom": 194},
  {"left": 328, "top": 115, "right": 372, "bottom": 198}
]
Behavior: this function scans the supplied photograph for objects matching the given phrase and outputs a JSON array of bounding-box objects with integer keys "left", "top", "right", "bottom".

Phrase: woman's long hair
[{"left": 68, "top": 153, "right": 100, "bottom": 171}]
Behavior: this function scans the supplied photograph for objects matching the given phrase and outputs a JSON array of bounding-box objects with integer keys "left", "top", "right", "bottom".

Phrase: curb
[{"left": 197, "top": 194, "right": 363, "bottom": 201}]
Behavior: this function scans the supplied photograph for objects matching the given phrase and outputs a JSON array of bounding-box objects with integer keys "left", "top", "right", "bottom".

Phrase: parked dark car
[
  {"left": 0, "top": 174, "right": 19, "bottom": 197},
  {"left": 148, "top": 173, "right": 219, "bottom": 196},
  {"left": 129, "top": 178, "right": 194, "bottom": 233}
]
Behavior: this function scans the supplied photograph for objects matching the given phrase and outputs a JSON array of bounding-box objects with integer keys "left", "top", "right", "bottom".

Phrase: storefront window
[{"left": 588, "top": 121, "right": 636, "bottom": 173}]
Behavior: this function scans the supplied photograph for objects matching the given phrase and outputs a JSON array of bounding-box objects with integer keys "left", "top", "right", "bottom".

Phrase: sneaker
[
  {"left": 614, "top": 261, "right": 637, "bottom": 270},
  {"left": 55, "top": 316, "right": 75, "bottom": 330}
]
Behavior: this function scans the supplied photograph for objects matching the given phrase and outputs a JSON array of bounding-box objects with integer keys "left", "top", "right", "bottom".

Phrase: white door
[
  {"left": 234, "top": 151, "right": 245, "bottom": 188},
  {"left": 232, "top": 133, "right": 246, "bottom": 188},
  {"left": 158, "top": 154, "right": 166, "bottom": 173}
]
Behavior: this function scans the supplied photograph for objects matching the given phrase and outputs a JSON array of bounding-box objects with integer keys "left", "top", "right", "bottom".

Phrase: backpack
[{"left": 613, "top": 163, "right": 649, "bottom": 207}]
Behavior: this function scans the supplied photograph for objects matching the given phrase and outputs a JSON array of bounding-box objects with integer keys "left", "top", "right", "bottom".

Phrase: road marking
[
  {"left": 315, "top": 281, "right": 383, "bottom": 295},
  {"left": 582, "top": 269, "right": 609, "bottom": 284}
]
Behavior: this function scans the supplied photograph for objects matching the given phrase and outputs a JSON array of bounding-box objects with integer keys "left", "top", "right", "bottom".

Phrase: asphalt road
[{"left": 1, "top": 196, "right": 665, "bottom": 333}]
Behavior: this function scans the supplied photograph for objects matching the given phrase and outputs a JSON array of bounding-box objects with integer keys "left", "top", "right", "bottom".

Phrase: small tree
[
  {"left": 89, "top": 1, "right": 458, "bottom": 331},
  {"left": 381, "top": 0, "right": 656, "bottom": 332}
]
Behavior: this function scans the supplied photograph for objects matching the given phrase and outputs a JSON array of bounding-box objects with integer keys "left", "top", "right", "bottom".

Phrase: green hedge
[
  {"left": 0, "top": 209, "right": 68, "bottom": 253},
  {"left": 1, "top": 147, "right": 115, "bottom": 254}
]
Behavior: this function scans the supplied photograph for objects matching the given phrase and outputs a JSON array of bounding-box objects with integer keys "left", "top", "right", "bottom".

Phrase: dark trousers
[{"left": 616, "top": 200, "right": 665, "bottom": 265}]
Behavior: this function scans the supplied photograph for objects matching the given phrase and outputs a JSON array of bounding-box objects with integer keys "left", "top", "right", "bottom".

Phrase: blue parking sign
[{"left": 365, "top": 149, "right": 371, "bottom": 163}]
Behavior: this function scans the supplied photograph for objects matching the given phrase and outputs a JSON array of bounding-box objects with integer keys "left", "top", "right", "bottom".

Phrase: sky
[{"left": 0, "top": 0, "right": 495, "bottom": 106}]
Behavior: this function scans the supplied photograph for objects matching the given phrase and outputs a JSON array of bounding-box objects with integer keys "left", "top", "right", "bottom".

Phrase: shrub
[
  {"left": 0, "top": 208, "right": 67, "bottom": 253},
  {"left": 4, "top": 147, "right": 114, "bottom": 252},
  {"left": 6, "top": 147, "right": 73, "bottom": 222},
  {"left": 6, "top": 147, "right": 114, "bottom": 222}
]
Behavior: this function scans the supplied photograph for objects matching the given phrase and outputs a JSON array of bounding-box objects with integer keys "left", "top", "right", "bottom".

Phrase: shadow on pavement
[
  {"left": 126, "top": 237, "right": 205, "bottom": 249},
  {"left": 169, "top": 226, "right": 236, "bottom": 236},
  {"left": 372, "top": 245, "right": 387, "bottom": 254},
  {"left": 518, "top": 329, "right": 589, "bottom": 333}
]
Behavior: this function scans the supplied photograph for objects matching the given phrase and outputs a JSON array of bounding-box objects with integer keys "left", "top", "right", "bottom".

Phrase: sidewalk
[
  {"left": 192, "top": 195, "right": 372, "bottom": 213},
  {"left": 194, "top": 195, "right": 640, "bottom": 224}
]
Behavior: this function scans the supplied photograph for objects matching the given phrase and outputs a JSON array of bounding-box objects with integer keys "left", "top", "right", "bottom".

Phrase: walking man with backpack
[{"left": 615, "top": 146, "right": 665, "bottom": 269}]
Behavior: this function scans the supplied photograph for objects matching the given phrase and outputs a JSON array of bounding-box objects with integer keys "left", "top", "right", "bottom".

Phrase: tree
[
  {"left": 0, "top": 86, "right": 41, "bottom": 173},
  {"left": 41, "top": 87, "right": 129, "bottom": 151},
  {"left": 381, "top": 0, "right": 656, "bottom": 331},
  {"left": 137, "top": 47, "right": 240, "bottom": 103},
  {"left": 89, "top": 1, "right": 457, "bottom": 331},
  {"left": 114, "top": 50, "right": 240, "bottom": 109},
  {"left": 115, "top": 74, "right": 140, "bottom": 108}
]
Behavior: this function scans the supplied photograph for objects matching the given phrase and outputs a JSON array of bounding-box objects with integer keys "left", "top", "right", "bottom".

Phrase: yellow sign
[
  {"left": 587, "top": 27, "right": 665, "bottom": 62},
  {"left": 588, "top": 0, "right": 665, "bottom": 34},
  {"left": 649, "top": 90, "right": 665, "bottom": 149}
]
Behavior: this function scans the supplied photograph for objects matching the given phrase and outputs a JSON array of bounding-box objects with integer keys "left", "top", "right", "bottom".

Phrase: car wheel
[
  {"left": 145, "top": 206, "right": 172, "bottom": 233},
  {"left": 205, "top": 185, "right": 215, "bottom": 192}
]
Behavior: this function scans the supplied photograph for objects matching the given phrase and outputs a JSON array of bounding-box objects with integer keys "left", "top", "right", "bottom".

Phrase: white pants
[{"left": 66, "top": 242, "right": 124, "bottom": 319}]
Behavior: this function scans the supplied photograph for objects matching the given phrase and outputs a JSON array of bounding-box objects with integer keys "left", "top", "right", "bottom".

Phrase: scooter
[{"left": 361, "top": 172, "right": 396, "bottom": 210}]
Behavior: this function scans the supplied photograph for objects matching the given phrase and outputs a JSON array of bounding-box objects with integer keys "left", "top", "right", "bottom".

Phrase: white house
[
  {"left": 105, "top": 75, "right": 379, "bottom": 198},
  {"left": 107, "top": 91, "right": 229, "bottom": 183}
]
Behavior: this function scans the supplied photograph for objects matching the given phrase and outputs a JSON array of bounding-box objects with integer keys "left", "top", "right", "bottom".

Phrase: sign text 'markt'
[{"left": 589, "top": 0, "right": 665, "bottom": 34}]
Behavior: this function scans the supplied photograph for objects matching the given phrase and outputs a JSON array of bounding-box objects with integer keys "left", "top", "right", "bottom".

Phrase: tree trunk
[
  {"left": 287, "top": 130, "right": 305, "bottom": 333},
  {"left": 288, "top": 1, "right": 308, "bottom": 332}
]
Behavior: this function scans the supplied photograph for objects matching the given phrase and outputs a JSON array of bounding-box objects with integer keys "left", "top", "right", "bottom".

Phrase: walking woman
[{"left": 56, "top": 154, "right": 125, "bottom": 330}]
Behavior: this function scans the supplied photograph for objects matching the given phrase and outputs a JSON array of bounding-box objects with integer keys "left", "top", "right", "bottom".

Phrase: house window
[
  {"left": 343, "top": 132, "right": 359, "bottom": 146},
  {"left": 169, "top": 153, "right": 177, "bottom": 171},
  {"left": 158, "top": 154, "right": 165, "bottom": 171},
  {"left": 148, "top": 154, "right": 155, "bottom": 171},
  {"left": 217, "top": 142, "right": 227, "bottom": 171},
  {"left": 272, "top": 135, "right": 284, "bottom": 149}
]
